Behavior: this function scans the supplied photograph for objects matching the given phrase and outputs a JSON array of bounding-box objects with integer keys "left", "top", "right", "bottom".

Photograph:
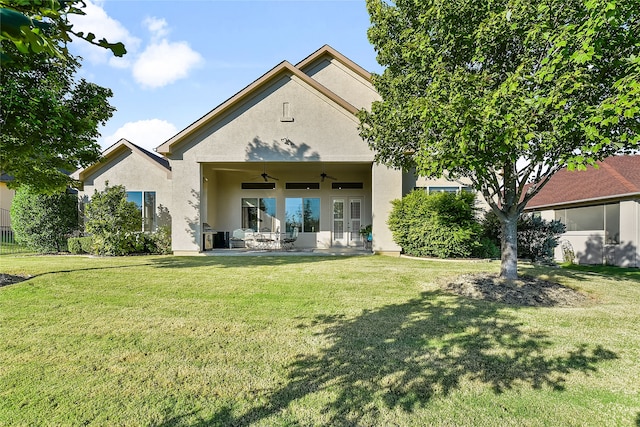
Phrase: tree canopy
[
  {"left": 360, "top": 0, "right": 640, "bottom": 278},
  {"left": 0, "top": 0, "right": 126, "bottom": 63},
  {"left": 0, "top": 45, "right": 115, "bottom": 192}
]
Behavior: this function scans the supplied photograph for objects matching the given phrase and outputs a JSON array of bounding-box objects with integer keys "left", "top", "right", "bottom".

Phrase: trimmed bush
[
  {"left": 84, "top": 184, "right": 142, "bottom": 256},
  {"left": 481, "top": 210, "right": 566, "bottom": 263},
  {"left": 10, "top": 186, "right": 78, "bottom": 253},
  {"left": 388, "top": 190, "right": 482, "bottom": 258},
  {"left": 68, "top": 236, "right": 94, "bottom": 254},
  {"left": 68, "top": 237, "right": 83, "bottom": 254},
  {"left": 149, "top": 226, "right": 172, "bottom": 255}
]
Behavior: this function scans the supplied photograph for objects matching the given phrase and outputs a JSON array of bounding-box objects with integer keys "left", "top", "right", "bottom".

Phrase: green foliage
[
  {"left": 361, "top": 0, "right": 640, "bottom": 277},
  {"left": 82, "top": 185, "right": 171, "bottom": 256},
  {"left": 0, "top": 45, "right": 115, "bottom": 193},
  {"left": 518, "top": 215, "right": 566, "bottom": 263},
  {"left": 148, "top": 226, "right": 172, "bottom": 255},
  {"left": 0, "top": 0, "right": 126, "bottom": 63},
  {"left": 10, "top": 186, "right": 78, "bottom": 253},
  {"left": 84, "top": 184, "right": 142, "bottom": 256},
  {"left": 388, "top": 190, "right": 482, "bottom": 258},
  {"left": 482, "top": 211, "right": 566, "bottom": 262},
  {"left": 475, "top": 237, "right": 502, "bottom": 260},
  {"left": 67, "top": 236, "right": 93, "bottom": 254}
]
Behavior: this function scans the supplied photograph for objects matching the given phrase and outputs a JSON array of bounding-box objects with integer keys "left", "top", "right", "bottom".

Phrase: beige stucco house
[
  {"left": 72, "top": 138, "right": 173, "bottom": 232},
  {"left": 74, "top": 46, "right": 413, "bottom": 255},
  {"left": 1, "top": 174, "right": 16, "bottom": 239}
]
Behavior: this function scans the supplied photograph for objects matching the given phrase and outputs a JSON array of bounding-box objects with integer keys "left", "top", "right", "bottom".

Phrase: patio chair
[
  {"left": 229, "top": 228, "right": 248, "bottom": 248},
  {"left": 280, "top": 227, "right": 298, "bottom": 251}
]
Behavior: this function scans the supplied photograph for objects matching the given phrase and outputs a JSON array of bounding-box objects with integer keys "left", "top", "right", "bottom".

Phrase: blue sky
[{"left": 67, "top": 0, "right": 383, "bottom": 154}]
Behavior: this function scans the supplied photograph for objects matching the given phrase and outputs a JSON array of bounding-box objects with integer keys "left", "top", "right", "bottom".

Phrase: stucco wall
[
  {"left": 79, "top": 150, "right": 172, "bottom": 229},
  {"left": 170, "top": 75, "right": 373, "bottom": 164},
  {"left": 300, "top": 58, "right": 380, "bottom": 109},
  {"left": 372, "top": 164, "right": 402, "bottom": 255},
  {"left": 0, "top": 183, "right": 14, "bottom": 213},
  {"left": 619, "top": 199, "right": 640, "bottom": 267},
  {"left": 546, "top": 199, "right": 640, "bottom": 267}
]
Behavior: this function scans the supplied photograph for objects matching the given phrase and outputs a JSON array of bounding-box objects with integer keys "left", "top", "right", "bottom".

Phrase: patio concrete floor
[{"left": 202, "top": 247, "right": 374, "bottom": 256}]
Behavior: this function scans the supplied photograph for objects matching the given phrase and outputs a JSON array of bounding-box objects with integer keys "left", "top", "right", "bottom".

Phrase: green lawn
[{"left": 1, "top": 255, "right": 638, "bottom": 426}]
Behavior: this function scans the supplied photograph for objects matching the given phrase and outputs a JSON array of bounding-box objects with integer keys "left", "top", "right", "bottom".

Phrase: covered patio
[{"left": 200, "top": 161, "right": 373, "bottom": 251}]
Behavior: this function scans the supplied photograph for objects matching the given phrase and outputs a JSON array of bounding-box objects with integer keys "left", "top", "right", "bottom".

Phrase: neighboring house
[
  {"left": 525, "top": 155, "right": 640, "bottom": 267},
  {"left": 72, "top": 138, "right": 172, "bottom": 232},
  {"left": 71, "top": 45, "right": 483, "bottom": 255},
  {"left": 1, "top": 174, "right": 16, "bottom": 239}
]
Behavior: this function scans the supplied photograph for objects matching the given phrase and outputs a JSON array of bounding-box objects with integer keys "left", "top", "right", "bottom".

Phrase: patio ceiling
[{"left": 202, "top": 162, "right": 372, "bottom": 182}]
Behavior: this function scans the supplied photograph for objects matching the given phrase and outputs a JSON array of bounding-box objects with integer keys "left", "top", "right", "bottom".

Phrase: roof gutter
[{"left": 525, "top": 192, "right": 640, "bottom": 210}]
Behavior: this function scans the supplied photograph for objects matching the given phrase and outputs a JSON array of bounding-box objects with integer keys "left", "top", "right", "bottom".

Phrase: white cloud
[
  {"left": 133, "top": 40, "right": 203, "bottom": 89},
  {"left": 102, "top": 119, "right": 178, "bottom": 154},
  {"left": 69, "top": 0, "right": 141, "bottom": 66},
  {"left": 143, "top": 17, "right": 170, "bottom": 40},
  {"left": 70, "top": 3, "right": 203, "bottom": 88}
]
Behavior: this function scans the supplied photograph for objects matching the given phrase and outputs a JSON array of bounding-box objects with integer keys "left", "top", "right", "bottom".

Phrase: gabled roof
[
  {"left": 156, "top": 46, "right": 364, "bottom": 155},
  {"left": 296, "top": 44, "right": 373, "bottom": 81},
  {"left": 526, "top": 155, "right": 640, "bottom": 209},
  {"left": 73, "top": 138, "right": 171, "bottom": 181}
]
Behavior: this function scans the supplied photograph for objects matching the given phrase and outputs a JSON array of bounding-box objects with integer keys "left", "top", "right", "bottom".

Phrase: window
[
  {"left": 242, "top": 198, "right": 276, "bottom": 232},
  {"left": 555, "top": 205, "right": 603, "bottom": 231},
  {"left": 285, "top": 198, "right": 320, "bottom": 232},
  {"left": 555, "top": 203, "right": 620, "bottom": 244},
  {"left": 414, "top": 185, "right": 473, "bottom": 194},
  {"left": 428, "top": 186, "right": 459, "bottom": 193},
  {"left": 332, "top": 182, "right": 363, "bottom": 190},
  {"left": 126, "top": 191, "right": 156, "bottom": 232},
  {"left": 242, "top": 182, "right": 276, "bottom": 189},
  {"left": 286, "top": 182, "right": 320, "bottom": 190}
]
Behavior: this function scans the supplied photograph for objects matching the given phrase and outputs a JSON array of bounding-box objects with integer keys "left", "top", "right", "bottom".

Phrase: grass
[
  {"left": 0, "top": 240, "right": 31, "bottom": 255},
  {"left": 1, "top": 254, "right": 639, "bottom": 426}
]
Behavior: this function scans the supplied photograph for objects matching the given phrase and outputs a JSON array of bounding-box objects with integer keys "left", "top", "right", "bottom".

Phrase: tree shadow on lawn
[
  {"left": 522, "top": 263, "right": 640, "bottom": 284},
  {"left": 157, "top": 290, "right": 618, "bottom": 426},
  {"left": 149, "top": 255, "right": 353, "bottom": 270}
]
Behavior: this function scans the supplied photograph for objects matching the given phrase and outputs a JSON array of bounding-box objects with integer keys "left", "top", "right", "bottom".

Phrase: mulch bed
[
  {"left": 0, "top": 273, "right": 30, "bottom": 288},
  {"left": 446, "top": 273, "right": 591, "bottom": 307}
]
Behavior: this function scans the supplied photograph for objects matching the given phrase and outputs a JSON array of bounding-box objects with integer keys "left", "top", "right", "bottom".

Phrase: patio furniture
[
  {"left": 280, "top": 227, "right": 298, "bottom": 251},
  {"left": 229, "top": 228, "right": 256, "bottom": 248}
]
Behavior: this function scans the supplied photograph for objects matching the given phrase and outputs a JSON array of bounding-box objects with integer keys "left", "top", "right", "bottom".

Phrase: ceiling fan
[
  {"left": 320, "top": 169, "right": 337, "bottom": 182},
  {"left": 260, "top": 165, "right": 279, "bottom": 182}
]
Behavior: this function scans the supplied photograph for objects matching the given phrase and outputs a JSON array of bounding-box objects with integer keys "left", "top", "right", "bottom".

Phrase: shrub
[
  {"left": 474, "top": 237, "right": 501, "bottom": 259},
  {"left": 68, "top": 237, "right": 82, "bottom": 254},
  {"left": 84, "top": 184, "right": 142, "bottom": 256},
  {"left": 517, "top": 214, "right": 566, "bottom": 262},
  {"left": 10, "top": 186, "right": 78, "bottom": 253},
  {"left": 67, "top": 236, "right": 94, "bottom": 254},
  {"left": 149, "top": 226, "right": 172, "bottom": 255},
  {"left": 481, "top": 210, "right": 566, "bottom": 263},
  {"left": 388, "top": 190, "right": 482, "bottom": 258}
]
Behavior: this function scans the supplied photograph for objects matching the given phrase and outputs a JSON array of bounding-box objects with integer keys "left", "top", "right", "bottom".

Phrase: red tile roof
[{"left": 526, "top": 155, "right": 640, "bottom": 209}]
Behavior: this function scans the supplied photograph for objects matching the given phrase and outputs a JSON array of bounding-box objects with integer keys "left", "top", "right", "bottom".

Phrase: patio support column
[
  {"left": 371, "top": 163, "right": 402, "bottom": 255},
  {"left": 170, "top": 160, "right": 202, "bottom": 255}
]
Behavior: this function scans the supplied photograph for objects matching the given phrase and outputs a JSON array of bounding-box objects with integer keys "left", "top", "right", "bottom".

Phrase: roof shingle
[{"left": 526, "top": 155, "right": 640, "bottom": 209}]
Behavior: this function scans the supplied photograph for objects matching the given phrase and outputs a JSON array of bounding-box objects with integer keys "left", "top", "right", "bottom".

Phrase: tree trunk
[{"left": 500, "top": 212, "right": 518, "bottom": 280}]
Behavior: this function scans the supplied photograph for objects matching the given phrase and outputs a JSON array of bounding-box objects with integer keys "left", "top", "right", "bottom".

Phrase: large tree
[
  {"left": 0, "top": 0, "right": 125, "bottom": 63},
  {"left": 0, "top": 45, "right": 115, "bottom": 192},
  {"left": 360, "top": 0, "right": 640, "bottom": 279}
]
